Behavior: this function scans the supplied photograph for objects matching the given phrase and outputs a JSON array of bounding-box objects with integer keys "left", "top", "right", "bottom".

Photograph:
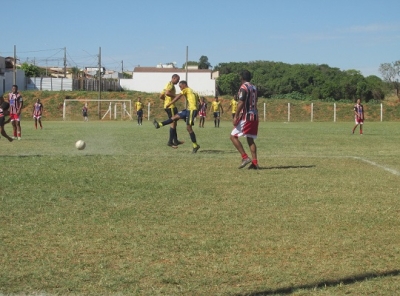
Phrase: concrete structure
[
  {"left": 120, "top": 67, "right": 217, "bottom": 96},
  {"left": 0, "top": 56, "right": 25, "bottom": 95}
]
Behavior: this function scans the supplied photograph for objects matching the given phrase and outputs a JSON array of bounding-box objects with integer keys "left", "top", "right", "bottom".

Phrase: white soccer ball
[{"left": 75, "top": 140, "right": 86, "bottom": 150}]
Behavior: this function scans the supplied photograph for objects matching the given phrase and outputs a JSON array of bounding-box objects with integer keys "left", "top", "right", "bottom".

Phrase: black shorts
[
  {"left": 213, "top": 112, "right": 220, "bottom": 118},
  {"left": 0, "top": 116, "right": 5, "bottom": 127},
  {"left": 177, "top": 109, "right": 198, "bottom": 126},
  {"left": 165, "top": 107, "right": 178, "bottom": 119},
  {"left": 137, "top": 110, "right": 143, "bottom": 117}
]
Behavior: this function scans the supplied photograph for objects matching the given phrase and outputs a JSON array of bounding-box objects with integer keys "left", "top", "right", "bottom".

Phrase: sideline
[{"left": 351, "top": 156, "right": 400, "bottom": 176}]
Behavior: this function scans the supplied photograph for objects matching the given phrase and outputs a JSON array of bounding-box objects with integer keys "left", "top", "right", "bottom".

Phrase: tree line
[{"left": 214, "top": 61, "right": 394, "bottom": 102}]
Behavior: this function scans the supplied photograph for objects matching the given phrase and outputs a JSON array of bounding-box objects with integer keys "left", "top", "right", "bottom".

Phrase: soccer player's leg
[
  {"left": 186, "top": 110, "right": 200, "bottom": 153},
  {"left": 230, "top": 121, "right": 251, "bottom": 168}
]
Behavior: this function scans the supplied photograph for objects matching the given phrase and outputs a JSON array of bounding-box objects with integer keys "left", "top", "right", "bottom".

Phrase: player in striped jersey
[
  {"left": 8, "top": 85, "right": 23, "bottom": 140},
  {"left": 198, "top": 96, "right": 207, "bottom": 128},
  {"left": 352, "top": 98, "right": 364, "bottom": 135},
  {"left": 32, "top": 98, "right": 43, "bottom": 129},
  {"left": 230, "top": 70, "right": 259, "bottom": 169}
]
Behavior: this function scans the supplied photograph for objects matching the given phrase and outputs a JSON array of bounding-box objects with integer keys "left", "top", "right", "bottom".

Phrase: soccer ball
[{"left": 75, "top": 140, "right": 86, "bottom": 150}]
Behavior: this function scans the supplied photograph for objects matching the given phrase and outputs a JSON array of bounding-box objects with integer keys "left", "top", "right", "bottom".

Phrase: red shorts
[
  {"left": 199, "top": 111, "right": 206, "bottom": 117},
  {"left": 231, "top": 119, "right": 259, "bottom": 139},
  {"left": 355, "top": 117, "right": 364, "bottom": 124},
  {"left": 9, "top": 114, "right": 20, "bottom": 121}
]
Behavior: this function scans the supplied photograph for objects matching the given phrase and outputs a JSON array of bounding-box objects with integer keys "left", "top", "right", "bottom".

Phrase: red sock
[
  {"left": 242, "top": 154, "right": 248, "bottom": 160},
  {"left": 252, "top": 159, "right": 258, "bottom": 165}
]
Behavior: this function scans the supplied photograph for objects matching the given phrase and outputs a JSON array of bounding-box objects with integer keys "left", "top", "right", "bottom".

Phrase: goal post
[{"left": 63, "top": 99, "right": 132, "bottom": 121}]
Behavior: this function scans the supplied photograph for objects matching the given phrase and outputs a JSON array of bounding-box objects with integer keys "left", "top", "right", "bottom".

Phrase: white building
[{"left": 120, "top": 67, "right": 217, "bottom": 96}]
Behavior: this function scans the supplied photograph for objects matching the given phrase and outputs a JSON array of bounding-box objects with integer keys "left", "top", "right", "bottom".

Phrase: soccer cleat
[
  {"left": 173, "top": 140, "right": 185, "bottom": 146},
  {"left": 17, "top": 137, "right": 21, "bottom": 140},
  {"left": 238, "top": 158, "right": 252, "bottom": 169},
  {"left": 248, "top": 163, "right": 260, "bottom": 170},
  {"left": 192, "top": 145, "right": 200, "bottom": 153},
  {"left": 167, "top": 142, "right": 178, "bottom": 149},
  {"left": 153, "top": 119, "right": 160, "bottom": 129}
]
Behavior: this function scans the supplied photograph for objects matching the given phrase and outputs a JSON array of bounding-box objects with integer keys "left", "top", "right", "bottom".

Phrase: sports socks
[{"left": 189, "top": 132, "right": 198, "bottom": 147}]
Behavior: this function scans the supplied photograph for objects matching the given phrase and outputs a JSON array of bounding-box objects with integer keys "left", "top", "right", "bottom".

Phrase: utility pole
[
  {"left": 98, "top": 47, "right": 102, "bottom": 119},
  {"left": 185, "top": 46, "right": 188, "bottom": 82},
  {"left": 13, "top": 45, "right": 16, "bottom": 85},
  {"left": 63, "top": 47, "right": 67, "bottom": 78}
]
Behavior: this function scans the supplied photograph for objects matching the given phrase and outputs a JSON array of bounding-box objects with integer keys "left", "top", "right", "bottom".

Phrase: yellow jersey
[
  {"left": 135, "top": 101, "right": 143, "bottom": 111},
  {"left": 211, "top": 101, "right": 221, "bottom": 112},
  {"left": 180, "top": 87, "right": 198, "bottom": 111},
  {"left": 163, "top": 81, "right": 176, "bottom": 109},
  {"left": 229, "top": 99, "right": 238, "bottom": 113}
]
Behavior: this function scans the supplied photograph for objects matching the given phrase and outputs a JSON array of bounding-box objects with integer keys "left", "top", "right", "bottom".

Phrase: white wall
[
  {"left": 4, "top": 70, "right": 25, "bottom": 92},
  {"left": 120, "top": 72, "right": 216, "bottom": 96}
]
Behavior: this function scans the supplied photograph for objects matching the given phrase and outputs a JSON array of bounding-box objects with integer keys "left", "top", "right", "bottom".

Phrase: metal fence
[{"left": 26, "top": 77, "right": 120, "bottom": 91}]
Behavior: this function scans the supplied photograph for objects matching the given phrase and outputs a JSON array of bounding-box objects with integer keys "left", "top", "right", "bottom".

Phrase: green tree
[
  {"left": 216, "top": 73, "right": 240, "bottom": 95},
  {"left": 70, "top": 67, "right": 82, "bottom": 78},
  {"left": 198, "top": 56, "right": 211, "bottom": 69},
  {"left": 20, "top": 62, "right": 41, "bottom": 77},
  {"left": 379, "top": 61, "right": 400, "bottom": 98}
]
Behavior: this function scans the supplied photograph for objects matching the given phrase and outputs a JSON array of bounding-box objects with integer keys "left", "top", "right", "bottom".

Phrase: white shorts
[{"left": 231, "top": 119, "right": 258, "bottom": 139}]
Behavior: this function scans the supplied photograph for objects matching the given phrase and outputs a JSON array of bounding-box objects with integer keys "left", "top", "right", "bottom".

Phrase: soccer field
[{"left": 1, "top": 120, "right": 399, "bottom": 295}]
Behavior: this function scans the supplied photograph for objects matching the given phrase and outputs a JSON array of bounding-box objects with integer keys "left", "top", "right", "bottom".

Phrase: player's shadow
[
  {"left": 235, "top": 269, "right": 400, "bottom": 295},
  {"left": 199, "top": 149, "right": 237, "bottom": 154},
  {"left": 261, "top": 164, "right": 316, "bottom": 170}
]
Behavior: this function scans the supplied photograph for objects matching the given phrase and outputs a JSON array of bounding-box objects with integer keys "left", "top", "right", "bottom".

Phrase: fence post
[
  {"left": 311, "top": 103, "right": 313, "bottom": 122},
  {"left": 334, "top": 103, "right": 336, "bottom": 122},
  {"left": 380, "top": 103, "right": 383, "bottom": 122},
  {"left": 148, "top": 102, "right": 151, "bottom": 120},
  {"left": 264, "top": 102, "right": 266, "bottom": 121},
  {"left": 288, "top": 103, "right": 290, "bottom": 122}
]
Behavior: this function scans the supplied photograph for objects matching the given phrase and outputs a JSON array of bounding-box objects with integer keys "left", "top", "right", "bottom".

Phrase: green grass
[{"left": 1, "top": 119, "right": 399, "bottom": 295}]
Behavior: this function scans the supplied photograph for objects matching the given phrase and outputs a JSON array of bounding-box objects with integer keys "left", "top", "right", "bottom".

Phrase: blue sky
[{"left": 2, "top": 0, "right": 399, "bottom": 77}]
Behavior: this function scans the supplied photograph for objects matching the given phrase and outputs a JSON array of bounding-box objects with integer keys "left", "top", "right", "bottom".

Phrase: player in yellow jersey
[
  {"left": 227, "top": 95, "right": 238, "bottom": 119},
  {"left": 135, "top": 97, "right": 144, "bottom": 125},
  {"left": 154, "top": 80, "right": 200, "bottom": 153},
  {"left": 159, "top": 74, "right": 184, "bottom": 147},
  {"left": 209, "top": 96, "right": 224, "bottom": 127}
]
